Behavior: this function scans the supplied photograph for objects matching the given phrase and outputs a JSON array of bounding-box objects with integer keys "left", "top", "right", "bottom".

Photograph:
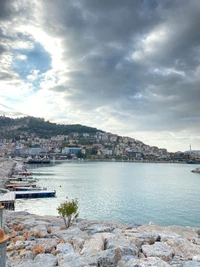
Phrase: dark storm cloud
[
  {"left": 0, "top": 44, "right": 7, "bottom": 55},
  {"left": 1, "top": 0, "right": 200, "bottom": 140},
  {"left": 43, "top": 0, "right": 199, "bottom": 133},
  {"left": 0, "top": 0, "right": 13, "bottom": 20}
]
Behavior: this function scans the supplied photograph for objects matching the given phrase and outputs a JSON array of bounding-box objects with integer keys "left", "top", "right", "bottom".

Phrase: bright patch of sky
[{"left": 12, "top": 42, "right": 51, "bottom": 85}]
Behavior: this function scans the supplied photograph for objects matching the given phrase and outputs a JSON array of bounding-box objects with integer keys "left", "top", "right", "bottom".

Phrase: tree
[
  {"left": 57, "top": 198, "right": 79, "bottom": 228},
  {"left": 76, "top": 150, "right": 85, "bottom": 159}
]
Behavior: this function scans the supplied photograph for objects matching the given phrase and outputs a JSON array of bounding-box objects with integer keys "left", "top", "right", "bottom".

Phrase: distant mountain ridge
[{"left": 0, "top": 115, "right": 102, "bottom": 139}]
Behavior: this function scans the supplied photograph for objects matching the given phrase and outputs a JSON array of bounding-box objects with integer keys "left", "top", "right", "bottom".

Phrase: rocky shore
[{"left": 1, "top": 210, "right": 200, "bottom": 267}]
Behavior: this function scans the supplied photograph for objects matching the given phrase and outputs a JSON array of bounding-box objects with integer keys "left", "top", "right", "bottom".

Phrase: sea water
[{"left": 15, "top": 161, "right": 200, "bottom": 227}]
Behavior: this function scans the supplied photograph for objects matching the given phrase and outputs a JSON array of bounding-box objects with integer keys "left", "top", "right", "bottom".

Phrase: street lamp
[{"left": 0, "top": 205, "right": 3, "bottom": 228}]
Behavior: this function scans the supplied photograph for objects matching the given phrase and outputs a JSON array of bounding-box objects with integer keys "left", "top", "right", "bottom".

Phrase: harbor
[{"left": 0, "top": 158, "right": 56, "bottom": 210}]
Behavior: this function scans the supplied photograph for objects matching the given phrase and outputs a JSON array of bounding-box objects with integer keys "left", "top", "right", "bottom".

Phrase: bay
[{"left": 15, "top": 161, "right": 200, "bottom": 227}]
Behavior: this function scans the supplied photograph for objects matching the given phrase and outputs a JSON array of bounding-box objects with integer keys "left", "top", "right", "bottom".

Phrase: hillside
[
  {"left": 0, "top": 116, "right": 102, "bottom": 139},
  {"left": 0, "top": 116, "right": 179, "bottom": 160}
]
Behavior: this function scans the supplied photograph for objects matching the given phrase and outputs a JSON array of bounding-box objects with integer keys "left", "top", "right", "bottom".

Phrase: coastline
[{"left": 1, "top": 159, "right": 200, "bottom": 266}]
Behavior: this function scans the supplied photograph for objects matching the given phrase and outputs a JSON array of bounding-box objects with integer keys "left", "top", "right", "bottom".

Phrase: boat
[
  {"left": 9, "top": 177, "right": 39, "bottom": 183},
  {"left": 15, "top": 189, "right": 56, "bottom": 198},
  {"left": 8, "top": 180, "right": 37, "bottom": 184},
  {"left": 5, "top": 183, "right": 36, "bottom": 189},
  {"left": 13, "top": 186, "right": 47, "bottom": 191},
  {"left": 14, "top": 170, "right": 32, "bottom": 176},
  {"left": 187, "top": 160, "right": 200, "bottom": 164},
  {"left": 24, "top": 155, "right": 51, "bottom": 164}
]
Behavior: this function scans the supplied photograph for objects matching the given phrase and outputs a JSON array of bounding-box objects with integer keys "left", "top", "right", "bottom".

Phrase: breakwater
[
  {"left": 3, "top": 210, "right": 200, "bottom": 267},
  {"left": 0, "top": 159, "right": 15, "bottom": 188}
]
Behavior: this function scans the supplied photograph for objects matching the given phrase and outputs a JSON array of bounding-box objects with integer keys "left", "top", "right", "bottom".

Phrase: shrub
[{"left": 57, "top": 198, "right": 79, "bottom": 228}]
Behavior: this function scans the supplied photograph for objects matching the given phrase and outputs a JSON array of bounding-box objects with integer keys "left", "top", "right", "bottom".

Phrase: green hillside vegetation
[{"left": 0, "top": 116, "right": 102, "bottom": 139}]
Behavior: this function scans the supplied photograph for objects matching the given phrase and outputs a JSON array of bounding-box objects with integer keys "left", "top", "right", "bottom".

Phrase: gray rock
[
  {"left": 142, "top": 242, "right": 173, "bottom": 262},
  {"left": 123, "top": 256, "right": 172, "bottom": 266},
  {"left": 56, "top": 242, "right": 74, "bottom": 254},
  {"left": 84, "top": 224, "right": 113, "bottom": 235},
  {"left": 55, "top": 227, "right": 88, "bottom": 242},
  {"left": 25, "top": 251, "right": 35, "bottom": 261},
  {"left": 193, "top": 255, "right": 200, "bottom": 261},
  {"left": 80, "top": 233, "right": 105, "bottom": 255},
  {"left": 24, "top": 240, "right": 37, "bottom": 250},
  {"left": 34, "top": 253, "right": 58, "bottom": 265},
  {"left": 57, "top": 252, "right": 82, "bottom": 266},
  {"left": 183, "top": 261, "right": 200, "bottom": 267},
  {"left": 166, "top": 226, "right": 198, "bottom": 241},
  {"left": 36, "top": 238, "right": 58, "bottom": 253},
  {"left": 22, "top": 218, "right": 51, "bottom": 229},
  {"left": 97, "top": 247, "right": 137, "bottom": 267}
]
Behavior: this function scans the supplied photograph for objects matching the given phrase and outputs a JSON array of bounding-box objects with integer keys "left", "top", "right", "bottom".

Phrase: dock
[
  {"left": 15, "top": 190, "right": 56, "bottom": 199},
  {"left": 0, "top": 189, "right": 56, "bottom": 210},
  {"left": 0, "top": 191, "right": 15, "bottom": 210}
]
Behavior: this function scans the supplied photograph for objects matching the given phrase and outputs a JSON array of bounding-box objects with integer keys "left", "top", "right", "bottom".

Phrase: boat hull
[
  {"left": 15, "top": 190, "right": 56, "bottom": 198},
  {"left": 24, "top": 160, "right": 50, "bottom": 164}
]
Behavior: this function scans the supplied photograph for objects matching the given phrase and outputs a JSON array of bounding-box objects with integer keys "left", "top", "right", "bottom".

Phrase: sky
[{"left": 0, "top": 0, "right": 200, "bottom": 152}]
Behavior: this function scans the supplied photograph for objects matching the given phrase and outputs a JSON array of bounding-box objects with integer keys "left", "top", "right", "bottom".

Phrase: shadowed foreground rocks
[{"left": 3, "top": 211, "right": 200, "bottom": 267}]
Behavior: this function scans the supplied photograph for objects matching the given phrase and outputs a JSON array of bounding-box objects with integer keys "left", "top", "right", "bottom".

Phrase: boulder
[
  {"left": 142, "top": 242, "right": 174, "bottom": 262},
  {"left": 183, "top": 261, "right": 200, "bottom": 267},
  {"left": 166, "top": 226, "right": 198, "bottom": 241},
  {"left": 56, "top": 242, "right": 74, "bottom": 254},
  {"left": 122, "top": 256, "right": 172, "bottom": 266}
]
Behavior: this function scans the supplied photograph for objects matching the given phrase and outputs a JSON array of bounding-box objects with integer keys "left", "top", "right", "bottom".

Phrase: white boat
[
  {"left": 14, "top": 186, "right": 47, "bottom": 191},
  {"left": 9, "top": 177, "right": 39, "bottom": 183},
  {"left": 8, "top": 180, "right": 36, "bottom": 184},
  {"left": 24, "top": 155, "right": 50, "bottom": 164}
]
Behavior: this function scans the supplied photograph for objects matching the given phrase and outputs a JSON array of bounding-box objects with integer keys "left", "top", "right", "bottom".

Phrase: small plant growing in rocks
[{"left": 57, "top": 198, "right": 79, "bottom": 228}]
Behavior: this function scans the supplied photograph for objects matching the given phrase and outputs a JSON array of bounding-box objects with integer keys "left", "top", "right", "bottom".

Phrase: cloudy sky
[{"left": 0, "top": 0, "right": 200, "bottom": 152}]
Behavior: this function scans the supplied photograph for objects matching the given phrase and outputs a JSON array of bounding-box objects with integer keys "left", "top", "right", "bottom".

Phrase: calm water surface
[{"left": 15, "top": 161, "right": 200, "bottom": 227}]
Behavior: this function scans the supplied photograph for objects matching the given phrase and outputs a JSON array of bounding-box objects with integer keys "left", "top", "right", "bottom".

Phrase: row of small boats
[
  {"left": 6, "top": 170, "right": 38, "bottom": 189},
  {"left": 5, "top": 165, "right": 56, "bottom": 198}
]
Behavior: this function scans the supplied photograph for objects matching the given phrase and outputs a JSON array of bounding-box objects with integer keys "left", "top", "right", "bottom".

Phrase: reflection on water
[{"left": 15, "top": 161, "right": 200, "bottom": 227}]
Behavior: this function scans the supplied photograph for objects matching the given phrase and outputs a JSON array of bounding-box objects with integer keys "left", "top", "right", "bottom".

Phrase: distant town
[{"left": 0, "top": 116, "right": 199, "bottom": 163}]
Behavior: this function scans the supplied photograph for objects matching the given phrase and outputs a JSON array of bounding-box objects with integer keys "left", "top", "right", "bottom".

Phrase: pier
[
  {"left": 5, "top": 183, "right": 37, "bottom": 189},
  {"left": 0, "top": 191, "right": 15, "bottom": 210},
  {"left": 15, "top": 190, "right": 56, "bottom": 199},
  {"left": 0, "top": 189, "right": 56, "bottom": 209}
]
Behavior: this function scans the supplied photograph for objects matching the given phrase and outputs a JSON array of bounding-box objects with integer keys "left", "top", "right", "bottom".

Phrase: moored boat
[
  {"left": 5, "top": 183, "right": 37, "bottom": 189},
  {"left": 24, "top": 155, "right": 50, "bottom": 164},
  {"left": 187, "top": 160, "right": 200, "bottom": 164},
  {"left": 13, "top": 186, "right": 47, "bottom": 191},
  {"left": 15, "top": 189, "right": 56, "bottom": 198},
  {"left": 9, "top": 177, "right": 39, "bottom": 183}
]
